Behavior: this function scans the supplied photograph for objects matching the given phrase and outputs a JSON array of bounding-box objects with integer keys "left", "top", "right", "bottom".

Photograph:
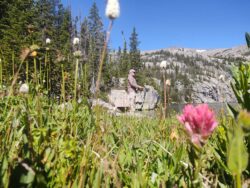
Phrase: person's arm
[{"left": 129, "top": 76, "right": 143, "bottom": 90}]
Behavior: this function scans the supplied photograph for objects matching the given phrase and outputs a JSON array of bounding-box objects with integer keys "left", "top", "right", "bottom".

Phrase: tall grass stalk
[
  {"left": 45, "top": 50, "right": 48, "bottom": 91},
  {"left": 26, "top": 60, "right": 29, "bottom": 83},
  {"left": 95, "top": 20, "right": 113, "bottom": 97},
  {"left": 34, "top": 57, "right": 37, "bottom": 84},
  {"left": 74, "top": 58, "right": 79, "bottom": 104},
  {"left": 0, "top": 58, "right": 2, "bottom": 87},
  {"left": 12, "top": 51, "right": 15, "bottom": 78},
  {"left": 163, "top": 71, "right": 166, "bottom": 118},
  {"left": 61, "top": 64, "right": 66, "bottom": 104},
  {"left": 3, "top": 59, "right": 25, "bottom": 114}
]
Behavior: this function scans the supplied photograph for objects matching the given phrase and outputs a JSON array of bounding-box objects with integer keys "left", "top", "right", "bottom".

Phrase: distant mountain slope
[{"left": 141, "top": 45, "right": 250, "bottom": 103}]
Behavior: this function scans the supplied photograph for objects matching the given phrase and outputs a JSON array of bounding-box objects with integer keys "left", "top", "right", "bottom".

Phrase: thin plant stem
[
  {"left": 61, "top": 64, "right": 65, "bottom": 104},
  {"left": 4, "top": 59, "right": 25, "bottom": 113},
  {"left": 95, "top": 20, "right": 113, "bottom": 97},
  {"left": 34, "top": 57, "right": 37, "bottom": 84},
  {"left": 26, "top": 60, "right": 29, "bottom": 83},
  {"left": 163, "top": 71, "right": 166, "bottom": 119},
  {"left": 74, "top": 58, "right": 79, "bottom": 105},
  {"left": 45, "top": 50, "right": 48, "bottom": 91},
  {"left": 0, "top": 59, "right": 2, "bottom": 87},
  {"left": 12, "top": 51, "right": 15, "bottom": 78}
]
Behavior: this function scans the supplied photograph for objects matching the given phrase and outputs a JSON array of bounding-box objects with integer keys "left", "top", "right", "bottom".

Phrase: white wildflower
[
  {"left": 19, "top": 83, "right": 29, "bottom": 94},
  {"left": 46, "top": 38, "right": 51, "bottom": 44},
  {"left": 151, "top": 172, "right": 158, "bottom": 183},
  {"left": 160, "top": 60, "right": 167, "bottom": 69},
  {"left": 105, "top": 0, "right": 120, "bottom": 19},
  {"left": 166, "top": 79, "right": 171, "bottom": 86},
  {"left": 73, "top": 37, "right": 80, "bottom": 45},
  {"left": 73, "top": 50, "right": 82, "bottom": 58},
  {"left": 219, "top": 74, "right": 225, "bottom": 82}
]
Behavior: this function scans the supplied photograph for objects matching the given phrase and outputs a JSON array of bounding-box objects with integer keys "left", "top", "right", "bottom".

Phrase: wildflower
[
  {"left": 46, "top": 38, "right": 51, "bottom": 44},
  {"left": 30, "top": 51, "right": 37, "bottom": 57},
  {"left": 105, "top": 0, "right": 120, "bottom": 19},
  {"left": 151, "top": 172, "right": 158, "bottom": 183},
  {"left": 73, "top": 37, "right": 80, "bottom": 45},
  {"left": 219, "top": 74, "right": 225, "bottom": 82},
  {"left": 30, "top": 44, "right": 40, "bottom": 51},
  {"left": 19, "top": 83, "right": 29, "bottom": 94},
  {"left": 73, "top": 50, "right": 82, "bottom": 58},
  {"left": 160, "top": 60, "right": 167, "bottom": 69},
  {"left": 170, "top": 130, "right": 179, "bottom": 141},
  {"left": 165, "top": 79, "right": 171, "bottom": 86},
  {"left": 177, "top": 104, "right": 218, "bottom": 147}
]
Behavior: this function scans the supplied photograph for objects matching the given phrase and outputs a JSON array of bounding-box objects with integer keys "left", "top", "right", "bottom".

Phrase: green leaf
[
  {"left": 238, "top": 110, "right": 250, "bottom": 132},
  {"left": 20, "top": 169, "right": 35, "bottom": 185},
  {"left": 227, "top": 103, "right": 239, "bottom": 119},
  {"left": 227, "top": 127, "right": 248, "bottom": 175}
]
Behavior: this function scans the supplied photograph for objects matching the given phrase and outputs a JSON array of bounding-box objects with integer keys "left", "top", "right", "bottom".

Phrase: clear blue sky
[{"left": 62, "top": 0, "right": 250, "bottom": 51}]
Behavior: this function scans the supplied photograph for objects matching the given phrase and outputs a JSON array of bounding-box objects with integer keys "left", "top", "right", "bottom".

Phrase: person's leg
[{"left": 128, "top": 92, "right": 136, "bottom": 112}]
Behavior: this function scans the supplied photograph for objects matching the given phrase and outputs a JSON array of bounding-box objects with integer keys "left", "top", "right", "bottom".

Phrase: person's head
[{"left": 129, "top": 69, "right": 136, "bottom": 76}]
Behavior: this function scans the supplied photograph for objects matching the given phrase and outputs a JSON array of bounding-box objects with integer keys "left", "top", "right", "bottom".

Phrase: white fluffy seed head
[
  {"left": 219, "top": 74, "right": 225, "bottom": 82},
  {"left": 46, "top": 38, "right": 51, "bottom": 44},
  {"left": 105, "top": 0, "right": 120, "bottom": 19},
  {"left": 160, "top": 60, "right": 167, "bottom": 69},
  {"left": 19, "top": 83, "right": 29, "bottom": 94},
  {"left": 73, "top": 37, "right": 80, "bottom": 45},
  {"left": 166, "top": 79, "right": 171, "bottom": 86}
]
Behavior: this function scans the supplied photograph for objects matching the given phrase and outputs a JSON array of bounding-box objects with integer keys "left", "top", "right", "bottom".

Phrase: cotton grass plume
[
  {"left": 19, "top": 83, "right": 29, "bottom": 94},
  {"left": 160, "top": 60, "right": 167, "bottom": 69},
  {"left": 46, "top": 38, "right": 51, "bottom": 44},
  {"left": 105, "top": 0, "right": 120, "bottom": 19},
  {"left": 73, "top": 37, "right": 80, "bottom": 45},
  {"left": 177, "top": 104, "right": 218, "bottom": 147}
]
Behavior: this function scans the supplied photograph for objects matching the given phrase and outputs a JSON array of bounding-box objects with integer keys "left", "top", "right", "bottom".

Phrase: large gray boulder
[
  {"left": 135, "top": 85, "right": 160, "bottom": 110},
  {"left": 108, "top": 85, "right": 160, "bottom": 111}
]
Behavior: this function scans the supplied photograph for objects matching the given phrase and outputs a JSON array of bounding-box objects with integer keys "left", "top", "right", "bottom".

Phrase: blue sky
[{"left": 62, "top": 0, "right": 250, "bottom": 51}]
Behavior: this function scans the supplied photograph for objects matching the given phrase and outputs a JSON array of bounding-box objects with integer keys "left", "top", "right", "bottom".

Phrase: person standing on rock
[{"left": 127, "top": 69, "right": 143, "bottom": 111}]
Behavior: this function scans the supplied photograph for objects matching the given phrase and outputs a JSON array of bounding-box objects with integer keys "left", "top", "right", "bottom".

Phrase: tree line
[{"left": 0, "top": 0, "right": 141, "bottom": 96}]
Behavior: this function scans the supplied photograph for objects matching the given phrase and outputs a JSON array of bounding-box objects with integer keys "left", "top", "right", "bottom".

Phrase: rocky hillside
[{"left": 141, "top": 45, "right": 250, "bottom": 103}]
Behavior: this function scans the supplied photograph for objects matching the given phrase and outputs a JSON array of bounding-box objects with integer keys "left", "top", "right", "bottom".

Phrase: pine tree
[
  {"left": 121, "top": 41, "right": 130, "bottom": 76},
  {"left": 88, "top": 2, "right": 104, "bottom": 80},
  {"left": 80, "top": 17, "right": 90, "bottom": 57},
  {"left": 129, "top": 27, "right": 141, "bottom": 70},
  {"left": 58, "top": 7, "right": 72, "bottom": 56},
  {"left": 0, "top": 0, "right": 35, "bottom": 57},
  {"left": 34, "top": 0, "right": 57, "bottom": 45}
]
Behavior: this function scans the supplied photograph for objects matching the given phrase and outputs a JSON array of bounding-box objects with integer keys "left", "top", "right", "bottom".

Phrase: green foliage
[
  {"left": 246, "top": 32, "right": 250, "bottom": 48},
  {"left": 129, "top": 27, "right": 141, "bottom": 70},
  {"left": 227, "top": 123, "right": 248, "bottom": 175},
  {"left": 230, "top": 62, "right": 250, "bottom": 111}
]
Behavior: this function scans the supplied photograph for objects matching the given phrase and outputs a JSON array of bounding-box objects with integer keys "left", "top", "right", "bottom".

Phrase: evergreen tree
[
  {"left": 80, "top": 17, "right": 90, "bottom": 57},
  {"left": 0, "top": 0, "right": 35, "bottom": 57},
  {"left": 129, "top": 27, "right": 141, "bottom": 70},
  {"left": 121, "top": 41, "right": 129, "bottom": 76},
  {"left": 88, "top": 2, "right": 104, "bottom": 80},
  {"left": 34, "top": 0, "right": 57, "bottom": 45}
]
